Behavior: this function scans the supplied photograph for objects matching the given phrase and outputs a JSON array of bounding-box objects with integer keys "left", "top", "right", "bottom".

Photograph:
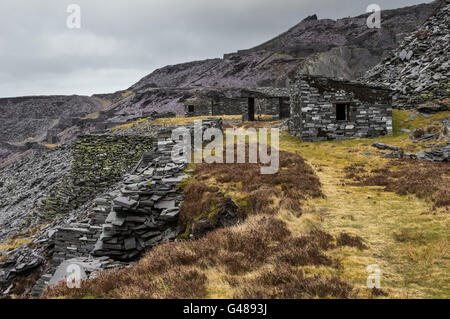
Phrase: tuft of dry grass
[
  {"left": 344, "top": 160, "right": 450, "bottom": 208},
  {"left": 234, "top": 265, "right": 355, "bottom": 299},
  {"left": 191, "top": 146, "right": 323, "bottom": 216},
  {"left": 336, "top": 233, "right": 368, "bottom": 250},
  {"left": 179, "top": 181, "right": 220, "bottom": 226}
]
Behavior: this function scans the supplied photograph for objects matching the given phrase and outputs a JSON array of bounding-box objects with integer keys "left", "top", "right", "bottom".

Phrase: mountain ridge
[{"left": 0, "top": 1, "right": 441, "bottom": 164}]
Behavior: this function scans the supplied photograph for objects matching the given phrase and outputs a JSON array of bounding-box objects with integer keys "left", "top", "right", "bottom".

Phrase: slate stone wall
[
  {"left": 185, "top": 96, "right": 245, "bottom": 117},
  {"left": 185, "top": 95, "right": 285, "bottom": 119},
  {"left": 38, "top": 135, "right": 155, "bottom": 219},
  {"left": 211, "top": 98, "right": 246, "bottom": 116},
  {"left": 53, "top": 225, "right": 102, "bottom": 265},
  {"left": 289, "top": 75, "right": 393, "bottom": 141},
  {"left": 51, "top": 118, "right": 223, "bottom": 262},
  {"left": 242, "top": 98, "right": 282, "bottom": 121}
]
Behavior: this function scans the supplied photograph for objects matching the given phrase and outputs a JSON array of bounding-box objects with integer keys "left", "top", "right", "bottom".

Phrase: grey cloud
[{"left": 0, "top": 0, "right": 430, "bottom": 97}]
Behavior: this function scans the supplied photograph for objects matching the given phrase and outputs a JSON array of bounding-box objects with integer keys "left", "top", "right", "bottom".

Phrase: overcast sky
[{"left": 0, "top": 0, "right": 430, "bottom": 97}]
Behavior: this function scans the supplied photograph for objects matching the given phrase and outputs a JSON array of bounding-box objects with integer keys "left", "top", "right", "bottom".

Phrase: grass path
[{"left": 278, "top": 132, "right": 449, "bottom": 298}]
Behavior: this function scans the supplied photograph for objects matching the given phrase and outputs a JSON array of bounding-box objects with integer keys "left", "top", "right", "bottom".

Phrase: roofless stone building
[
  {"left": 289, "top": 75, "right": 393, "bottom": 141},
  {"left": 183, "top": 75, "right": 393, "bottom": 142},
  {"left": 184, "top": 87, "right": 291, "bottom": 121}
]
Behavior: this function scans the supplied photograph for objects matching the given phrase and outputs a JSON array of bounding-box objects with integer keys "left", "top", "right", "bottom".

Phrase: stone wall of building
[
  {"left": 242, "top": 98, "right": 281, "bottom": 121},
  {"left": 185, "top": 96, "right": 245, "bottom": 117},
  {"left": 185, "top": 96, "right": 213, "bottom": 117},
  {"left": 211, "top": 98, "right": 246, "bottom": 116},
  {"left": 289, "top": 75, "right": 393, "bottom": 141},
  {"left": 185, "top": 89, "right": 291, "bottom": 120}
]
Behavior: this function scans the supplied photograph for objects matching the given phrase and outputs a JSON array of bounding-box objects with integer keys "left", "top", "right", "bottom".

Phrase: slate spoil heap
[
  {"left": 371, "top": 118, "right": 449, "bottom": 162},
  {"left": 0, "top": 145, "right": 73, "bottom": 241},
  {"left": 363, "top": 0, "right": 450, "bottom": 109}
]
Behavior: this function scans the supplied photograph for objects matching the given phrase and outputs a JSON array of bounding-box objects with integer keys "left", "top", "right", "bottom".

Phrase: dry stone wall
[{"left": 38, "top": 135, "right": 155, "bottom": 220}]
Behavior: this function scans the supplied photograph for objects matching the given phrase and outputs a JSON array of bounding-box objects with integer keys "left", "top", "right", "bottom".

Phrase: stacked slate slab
[
  {"left": 48, "top": 118, "right": 223, "bottom": 263},
  {"left": 92, "top": 118, "right": 222, "bottom": 260},
  {"left": 91, "top": 140, "right": 187, "bottom": 260},
  {"left": 52, "top": 224, "right": 103, "bottom": 265},
  {"left": 289, "top": 74, "right": 393, "bottom": 141}
]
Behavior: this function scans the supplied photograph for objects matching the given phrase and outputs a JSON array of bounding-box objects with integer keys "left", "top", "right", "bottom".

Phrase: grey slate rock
[
  {"left": 113, "top": 196, "right": 138, "bottom": 209},
  {"left": 372, "top": 143, "right": 399, "bottom": 151}
]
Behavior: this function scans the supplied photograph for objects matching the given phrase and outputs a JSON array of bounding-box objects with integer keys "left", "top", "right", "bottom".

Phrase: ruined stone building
[
  {"left": 184, "top": 87, "right": 291, "bottom": 121},
  {"left": 289, "top": 75, "right": 393, "bottom": 141},
  {"left": 183, "top": 75, "right": 392, "bottom": 142}
]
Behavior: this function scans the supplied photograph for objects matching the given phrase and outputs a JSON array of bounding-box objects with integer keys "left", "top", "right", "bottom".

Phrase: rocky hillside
[
  {"left": 0, "top": 95, "right": 105, "bottom": 166},
  {"left": 133, "top": 2, "right": 439, "bottom": 90},
  {"left": 363, "top": 0, "right": 449, "bottom": 109},
  {"left": 0, "top": 95, "right": 103, "bottom": 143},
  {"left": 0, "top": 1, "right": 440, "bottom": 162}
]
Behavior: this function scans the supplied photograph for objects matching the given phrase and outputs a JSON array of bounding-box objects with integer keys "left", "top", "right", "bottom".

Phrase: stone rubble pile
[
  {"left": 46, "top": 257, "right": 130, "bottom": 288},
  {"left": 372, "top": 141, "right": 449, "bottom": 162},
  {"left": 417, "top": 143, "right": 450, "bottom": 162},
  {"left": 371, "top": 143, "right": 399, "bottom": 151},
  {"left": 410, "top": 118, "right": 449, "bottom": 142},
  {"left": 363, "top": 0, "right": 450, "bottom": 108},
  {"left": 0, "top": 247, "right": 46, "bottom": 296},
  {"left": 26, "top": 118, "right": 223, "bottom": 297}
]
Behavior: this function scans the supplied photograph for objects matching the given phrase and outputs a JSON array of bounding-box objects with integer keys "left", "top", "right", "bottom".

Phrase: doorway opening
[{"left": 248, "top": 98, "right": 255, "bottom": 121}]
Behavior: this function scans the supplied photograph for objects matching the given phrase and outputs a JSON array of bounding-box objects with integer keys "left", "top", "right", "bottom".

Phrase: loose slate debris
[
  {"left": 47, "top": 257, "right": 130, "bottom": 288},
  {"left": 363, "top": 1, "right": 450, "bottom": 108},
  {"left": 417, "top": 143, "right": 450, "bottom": 162},
  {"left": 372, "top": 143, "right": 399, "bottom": 151},
  {"left": 372, "top": 141, "right": 449, "bottom": 162}
]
